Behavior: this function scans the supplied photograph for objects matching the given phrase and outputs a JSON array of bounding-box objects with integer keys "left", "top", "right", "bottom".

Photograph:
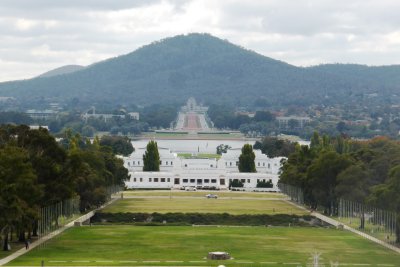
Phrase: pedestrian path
[{"left": 0, "top": 198, "right": 118, "bottom": 266}]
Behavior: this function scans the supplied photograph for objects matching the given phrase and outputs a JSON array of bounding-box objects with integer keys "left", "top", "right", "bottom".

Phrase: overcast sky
[{"left": 1, "top": 0, "right": 400, "bottom": 82}]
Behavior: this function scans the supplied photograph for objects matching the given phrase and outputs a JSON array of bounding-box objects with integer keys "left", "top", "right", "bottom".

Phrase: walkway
[
  {"left": 0, "top": 198, "right": 119, "bottom": 266},
  {"left": 284, "top": 200, "right": 400, "bottom": 254}
]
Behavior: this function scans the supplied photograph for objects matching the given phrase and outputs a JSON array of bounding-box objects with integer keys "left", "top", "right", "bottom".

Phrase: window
[
  {"left": 183, "top": 179, "right": 188, "bottom": 183},
  {"left": 190, "top": 179, "right": 195, "bottom": 183},
  {"left": 167, "top": 178, "right": 170, "bottom": 182},
  {"left": 258, "top": 162, "right": 260, "bottom": 166},
  {"left": 263, "top": 162, "right": 265, "bottom": 167},
  {"left": 185, "top": 164, "right": 188, "bottom": 167},
  {"left": 138, "top": 161, "right": 140, "bottom": 165},
  {"left": 171, "top": 161, "right": 173, "bottom": 165},
  {"left": 211, "top": 179, "right": 217, "bottom": 183},
  {"left": 154, "top": 178, "right": 159, "bottom": 182},
  {"left": 268, "top": 163, "right": 270, "bottom": 169},
  {"left": 128, "top": 162, "right": 130, "bottom": 166},
  {"left": 133, "top": 178, "right": 137, "bottom": 182},
  {"left": 174, "top": 178, "right": 180, "bottom": 184},
  {"left": 236, "top": 161, "right": 239, "bottom": 166},
  {"left": 247, "top": 179, "right": 250, "bottom": 183},
  {"left": 241, "top": 179, "right": 245, "bottom": 183},
  {"left": 161, "top": 178, "right": 166, "bottom": 182},
  {"left": 204, "top": 179, "right": 210, "bottom": 183},
  {"left": 132, "top": 161, "right": 135, "bottom": 165},
  {"left": 159, "top": 160, "right": 162, "bottom": 165},
  {"left": 220, "top": 179, "right": 225, "bottom": 185},
  {"left": 210, "top": 164, "right": 213, "bottom": 168},
  {"left": 149, "top": 178, "right": 152, "bottom": 182},
  {"left": 140, "top": 178, "right": 143, "bottom": 182},
  {"left": 230, "top": 162, "right": 232, "bottom": 166}
]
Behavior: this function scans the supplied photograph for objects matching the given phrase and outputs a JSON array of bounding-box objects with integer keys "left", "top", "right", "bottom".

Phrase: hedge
[{"left": 91, "top": 212, "right": 321, "bottom": 226}]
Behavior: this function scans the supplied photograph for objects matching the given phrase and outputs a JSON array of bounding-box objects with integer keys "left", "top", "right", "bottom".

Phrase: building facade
[{"left": 123, "top": 147, "right": 284, "bottom": 191}]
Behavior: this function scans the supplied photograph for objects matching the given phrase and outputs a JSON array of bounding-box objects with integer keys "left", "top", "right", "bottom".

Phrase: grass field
[
  {"left": 101, "top": 198, "right": 305, "bottom": 215},
  {"left": 122, "top": 190, "right": 286, "bottom": 199},
  {"left": 7, "top": 226, "right": 400, "bottom": 266}
]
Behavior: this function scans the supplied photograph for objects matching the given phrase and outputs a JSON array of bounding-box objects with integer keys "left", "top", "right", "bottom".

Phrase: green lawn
[
  {"left": 101, "top": 198, "right": 305, "bottom": 215},
  {"left": 122, "top": 190, "right": 286, "bottom": 199},
  {"left": 7, "top": 226, "right": 400, "bottom": 266}
]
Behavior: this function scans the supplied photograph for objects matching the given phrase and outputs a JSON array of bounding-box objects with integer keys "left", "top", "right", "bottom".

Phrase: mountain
[
  {"left": 37, "top": 65, "right": 85, "bottom": 78},
  {"left": 0, "top": 33, "right": 399, "bottom": 109}
]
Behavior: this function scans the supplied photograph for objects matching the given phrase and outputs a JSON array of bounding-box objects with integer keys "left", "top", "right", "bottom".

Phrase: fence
[
  {"left": 338, "top": 198, "right": 397, "bottom": 245},
  {"left": 278, "top": 183, "right": 304, "bottom": 205},
  {"left": 37, "top": 184, "right": 123, "bottom": 248}
]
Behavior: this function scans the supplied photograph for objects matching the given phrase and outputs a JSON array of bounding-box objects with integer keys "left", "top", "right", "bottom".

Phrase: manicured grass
[
  {"left": 122, "top": 190, "right": 286, "bottom": 199},
  {"left": 7, "top": 226, "right": 400, "bottom": 266},
  {"left": 101, "top": 198, "right": 307, "bottom": 215}
]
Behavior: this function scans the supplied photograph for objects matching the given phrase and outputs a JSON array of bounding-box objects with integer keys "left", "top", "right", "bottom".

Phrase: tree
[
  {"left": 100, "top": 135, "right": 134, "bottom": 156},
  {"left": 257, "top": 179, "right": 273, "bottom": 188},
  {"left": 216, "top": 144, "right": 231, "bottom": 155},
  {"left": 238, "top": 144, "right": 256, "bottom": 172},
  {"left": 368, "top": 165, "right": 400, "bottom": 243},
  {"left": 253, "top": 111, "right": 275, "bottom": 122},
  {"left": 335, "top": 165, "right": 370, "bottom": 229},
  {"left": 0, "top": 145, "right": 42, "bottom": 251},
  {"left": 254, "top": 137, "right": 296, "bottom": 157},
  {"left": 143, "top": 141, "right": 160, "bottom": 171},
  {"left": 307, "top": 150, "right": 352, "bottom": 214}
]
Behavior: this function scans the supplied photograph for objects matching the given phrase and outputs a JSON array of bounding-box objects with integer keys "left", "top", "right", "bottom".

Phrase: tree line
[
  {"left": 0, "top": 125, "right": 128, "bottom": 251},
  {"left": 280, "top": 132, "right": 400, "bottom": 243}
]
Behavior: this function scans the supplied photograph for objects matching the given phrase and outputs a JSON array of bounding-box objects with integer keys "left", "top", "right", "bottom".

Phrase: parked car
[
  {"left": 205, "top": 194, "right": 218, "bottom": 199},
  {"left": 185, "top": 186, "right": 197, "bottom": 191}
]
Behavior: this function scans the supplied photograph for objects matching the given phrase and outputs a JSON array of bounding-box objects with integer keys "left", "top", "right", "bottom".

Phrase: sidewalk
[
  {"left": 284, "top": 199, "right": 400, "bottom": 254},
  {"left": 0, "top": 198, "right": 118, "bottom": 266}
]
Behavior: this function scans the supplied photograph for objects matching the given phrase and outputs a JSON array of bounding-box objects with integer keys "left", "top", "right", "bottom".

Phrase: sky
[{"left": 1, "top": 0, "right": 400, "bottom": 82}]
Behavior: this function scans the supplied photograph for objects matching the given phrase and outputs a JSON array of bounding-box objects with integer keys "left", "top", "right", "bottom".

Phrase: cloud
[{"left": 1, "top": 0, "right": 400, "bottom": 82}]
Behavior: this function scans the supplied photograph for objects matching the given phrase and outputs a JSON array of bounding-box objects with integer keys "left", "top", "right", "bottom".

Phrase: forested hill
[
  {"left": 37, "top": 65, "right": 85, "bottom": 78},
  {"left": 0, "top": 33, "right": 400, "bottom": 108}
]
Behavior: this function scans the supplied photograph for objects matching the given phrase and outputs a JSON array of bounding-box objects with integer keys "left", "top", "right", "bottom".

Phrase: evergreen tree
[
  {"left": 238, "top": 144, "right": 256, "bottom": 172},
  {"left": 143, "top": 141, "right": 160, "bottom": 171}
]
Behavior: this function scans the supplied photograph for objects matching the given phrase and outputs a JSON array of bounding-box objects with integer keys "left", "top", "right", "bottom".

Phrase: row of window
[
  {"left": 229, "top": 179, "right": 273, "bottom": 183},
  {"left": 132, "top": 177, "right": 171, "bottom": 183},
  {"left": 128, "top": 161, "right": 174, "bottom": 166},
  {"left": 182, "top": 179, "right": 217, "bottom": 184},
  {"left": 131, "top": 177, "right": 273, "bottom": 185},
  {"left": 225, "top": 162, "right": 272, "bottom": 168}
]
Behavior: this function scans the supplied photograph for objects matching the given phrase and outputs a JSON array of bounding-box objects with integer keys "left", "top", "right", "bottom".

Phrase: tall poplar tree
[
  {"left": 143, "top": 141, "right": 160, "bottom": 171},
  {"left": 239, "top": 144, "right": 256, "bottom": 173}
]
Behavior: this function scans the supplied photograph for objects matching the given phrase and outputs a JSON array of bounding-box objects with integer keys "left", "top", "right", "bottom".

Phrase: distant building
[
  {"left": 181, "top": 97, "right": 208, "bottom": 113},
  {"left": 235, "top": 111, "right": 255, "bottom": 118},
  {"left": 29, "top": 125, "right": 49, "bottom": 130},
  {"left": 276, "top": 116, "right": 311, "bottom": 129},
  {"left": 26, "top": 109, "right": 57, "bottom": 120},
  {"left": 81, "top": 107, "right": 126, "bottom": 122},
  {"left": 123, "top": 147, "right": 284, "bottom": 191},
  {"left": 128, "top": 112, "right": 140, "bottom": 120}
]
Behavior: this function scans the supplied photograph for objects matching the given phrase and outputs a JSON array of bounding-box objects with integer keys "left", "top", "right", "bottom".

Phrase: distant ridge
[
  {"left": 0, "top": 33, "right": 399, "bottom": 108},
  {"left": 38, "top": 65, "right": 85, "bottom": 78}
]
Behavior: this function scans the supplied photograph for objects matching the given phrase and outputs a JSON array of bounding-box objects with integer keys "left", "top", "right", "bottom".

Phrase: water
[{"left": 131, "top": 139, "right": 255, "bottom": 154}]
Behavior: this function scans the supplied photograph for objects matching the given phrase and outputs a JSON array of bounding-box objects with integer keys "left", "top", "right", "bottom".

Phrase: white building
[{"left": 123, "top": 147, "right": 284, "bottom": 191}]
